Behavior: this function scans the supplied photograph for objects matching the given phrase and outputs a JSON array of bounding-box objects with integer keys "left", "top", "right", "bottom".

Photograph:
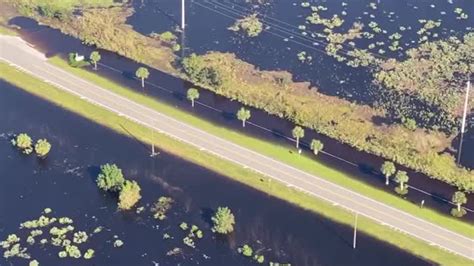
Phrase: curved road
[{"left": 1, "top": 36, "right": 473, "bottom": 261}]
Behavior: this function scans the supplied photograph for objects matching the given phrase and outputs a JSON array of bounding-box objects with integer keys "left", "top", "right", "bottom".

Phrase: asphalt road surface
[{"left": 1, "top": 36, "right": 473, "bottom": 261}]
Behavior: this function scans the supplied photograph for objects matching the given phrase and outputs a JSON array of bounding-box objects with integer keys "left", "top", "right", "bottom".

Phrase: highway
[{"left": 1, "top": 35, "right": 473, "bottom": 261}]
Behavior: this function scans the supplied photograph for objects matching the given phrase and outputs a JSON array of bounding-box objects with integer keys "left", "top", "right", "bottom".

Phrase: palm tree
[
  {"left": 236, "top": 107, "right": 251, "bottom": 127},
  {"left": 310, "top": 139, "right": 324, "bottom": 155},
  {"left": 292, "top": 126, "right": 305, "bottom": 149},
  {"left": 452, "top": 191, "right": 467, "bottom": 213},
  {"left": 380, "top": 161, "right": 396, "bottom": 186},
  {"left": 187, "top": 88, "right": 200, "bottom": 107},
  {"left": 136, "top": 67, "right": 150, "bottom": 88},
  {"left": 89, "top": 51, "right": 101, "bottom": 70},
  {"left": 394, "top": 170, "right": 409, "bottom": 195}
]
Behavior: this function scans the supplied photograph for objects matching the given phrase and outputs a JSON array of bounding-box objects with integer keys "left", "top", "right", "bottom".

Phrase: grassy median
[
  {"left": 0, "top": 62, "right": 472, "bottom": 265},
  {"left": 48, "top": 56, "right": 474, "bottom": 239}
]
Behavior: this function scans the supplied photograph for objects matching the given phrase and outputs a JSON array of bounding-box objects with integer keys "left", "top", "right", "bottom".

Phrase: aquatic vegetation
[
  {"left": 118, "top": 180, "right": 142, "bottom": 210},
  {"left": 84, "top": 248, "right": 95, "bottom": 259},
  {"left": 34, "top": 139, "right": 51, "bottom": 157},
  {"left": 113, "top": 239, "right": 124, "bottom": 248},
  {"left": 238, "top": 244, "right": 253, "bottom": 257},
  {"left": 211, "top": 207, "right": 235, "bottom": 234},
  {"left": 159, "top": 31, "right": 177, "bottom": 42},
  {"left": 65, "top": 244, "right": 81, "bottom": 258},
  {"left": 73, "top": 231, "right": 88, "bottom": 244},
  {"left": 254, "top": 254, "right": 265, "bottom": 263},
  {"left": 96, "top": 163, "right": 125, "bottom": 192},
  {"left": 228, "top": 14, "right": 263, "bottom": 37},
  {"left": 11, "top": 133, "right": 33, "bottom": 154},
  {"left": 179, "top": 222, "right": 188, "bottom": 231},
  {"left": 182, "top": 236, "right": 195, "bottom": 248},
  {"left": 151, "top": 196, "right": 174, "bottom": 220},
  {"left": 29, "top": 260, "right": 39, "bottom": 266}
]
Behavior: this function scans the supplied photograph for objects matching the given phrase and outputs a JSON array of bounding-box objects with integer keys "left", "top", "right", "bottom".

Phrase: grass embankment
[
  {"left": 1, "top": 62, "right": 472, "bottom": 265},
  {"left": 49, "top": 56, "right": 474, "bottom": 240}
]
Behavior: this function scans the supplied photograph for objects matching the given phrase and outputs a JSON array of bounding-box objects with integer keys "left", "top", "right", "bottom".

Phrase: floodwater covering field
[{"left": 0, "top": 81, "right": 430, "bottom": 265}]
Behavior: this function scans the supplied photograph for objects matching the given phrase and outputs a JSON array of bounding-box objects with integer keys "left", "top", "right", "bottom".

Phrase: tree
[
  {"left": 394, "top": 170, "right": 409, "bottom": 195},
  {"left": 15, "top": 133, "right": 32, "bottom": 149},
  {"left": 211, "top": 207, "right": 235, "bottom": 234},
  {"left": 186, "top": 88, "right": 200, "bottom": 107},
  {"left": 118, "top": 180, "right": 141, "bottom": 210},
  {"left": 291, "top": 126, "right": 305, "bottom": 149},
  {"left": 310, "top": 139, "right": 324, "bottom": 155},
  {"left": 89, "top": 51, "right": 101, "bottom": 70},
  {"left": 34, "top": 139, "right": 51, "bottom": 157},
  {"left": 237, "top": 107, "right": 251, "bottom": 127},
  {"left": 135, "top": 67, "right": 150, "bottom": 88},
  {"left": 96, "top": 164, "right": 125, "bottom": 192},
  {"left": 451, "top": 191, "right": 467, "bottom": 217},
  {"left": 380, "top": 161, "right": 396, "bottom": 185}
]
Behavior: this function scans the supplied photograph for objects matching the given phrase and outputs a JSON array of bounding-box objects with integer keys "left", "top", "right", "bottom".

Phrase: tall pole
[
  {"left": 181, "top": 0, "right": 185, "bottom": 30},
  {"left": 353, "top": 212, "right": 358, "bottom": 249},
  {"left": 457, "top": 77, "right": 470, "bottom": 164}
]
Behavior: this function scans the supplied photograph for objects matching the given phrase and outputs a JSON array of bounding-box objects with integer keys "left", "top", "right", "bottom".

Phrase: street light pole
[
  {"left": 181, "top": 0, "right": 186, "bottom": 30},
  {"left": 457, "top": 77, "right": 471, "bottom": 165},
  {"left": 353, "top": 212, "right": 358, "bottom": 249}
]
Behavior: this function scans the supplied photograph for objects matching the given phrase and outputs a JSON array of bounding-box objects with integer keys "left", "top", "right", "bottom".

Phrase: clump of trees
[
  {"left": 11, "top": 133, "right": 52, "bottom": 157},
  {"left": 228, "top": 14, "right": 263, "bottom": 37},
  {"left": 96, "top": 163, "right": 141, "bottom": 210},
  {"left": 211, "top": 207, "right": 235, "bottom": 234},
  {"left": 182, "top": 53, "right": 222, "bottom": 87}
]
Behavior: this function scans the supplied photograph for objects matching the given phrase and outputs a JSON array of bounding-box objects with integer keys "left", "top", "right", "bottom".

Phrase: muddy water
[{"left": 0, "top": 79, "right": 430, "bottom": 265}]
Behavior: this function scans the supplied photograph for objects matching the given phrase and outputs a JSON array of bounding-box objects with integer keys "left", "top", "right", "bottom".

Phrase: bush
[
  {"left": 118, "top": 180, "right": 141, "bottom": 210},
  {"left": 14, "top": 133, "right": 32, "bottom": 149},
  {"left": 68, "top": 53, "right": 90, "bottom": 68},
  {"left": 151, "top": 196, "right": 174, "bottom": 220},
  {"left": 211, "top": 207, "right": 235, "bottom": 234},
  {"left": 160, "top": 31, "right": 177, "bottom": 42},
  {"left": 35, "top": 139, "right": 51, "bottom": 157},
  {"left": 238, "top": 244, "right": 253, "bottom": 257},
  {"left": 96, "top": 164, "right": 125, "bottom": 192},
  {"left": 228, "top": 14, "right": 263, "bottom": 37},
  {"left": 450, "top": 208, "right": 467, "bottom": 218}
]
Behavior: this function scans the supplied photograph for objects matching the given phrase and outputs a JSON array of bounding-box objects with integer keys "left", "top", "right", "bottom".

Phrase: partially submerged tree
[
  {"left": 451, "top": 191, "right": 467, "bottom": 217},
  {"left": 310, "top": 139, "right": 324, "bottom": 155},
  {"left": 380, "top": 161, "right": 396, "bottom": 186},
  {"left": 237, "top": 107, "right": 251, "bottom": 127},
  {"left": 34, "top": 139, "right": 51, "bottom": 157},
  {"left": 12, "top": 133, "right": 33, "bottom": 154},
  {"left": 96, "top": 164, "right": 125, "bottom": 192},
  {"left": 118, "top": 180, "right": 141, "bottom": 210},
  {"left": 89, "top": 51, "right": 101, "bottom": 70},
  {"left": 292, "top": 126, "right": 305, "bottom": 149},
  {"left": 186, "top": 88, "right": 200, "bottom": 107},
  {"left": 394, "top": 170, "right": 409, "bottom": 195},
  {"left": 228, "top": 14, "right": 263, "bottom": 37},
  {"left": 135, "top": 67, "right": 150, "bottom": 88},
  {"left": 211, "top": 207, "right": 235, "bottom": 234}
]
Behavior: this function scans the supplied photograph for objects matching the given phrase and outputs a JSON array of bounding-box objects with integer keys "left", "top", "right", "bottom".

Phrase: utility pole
[
  {"left": 457, "top": 77, "right": 471, "bottom": 164},
  {"left": 181, "top": 0, "right": 186, "bottom": 30},
  {"left": 353, "top": 212, "right": 358, "bottom": 249},
  {"left": 150, "top": 125, "right": 159, "bottom": 157}
]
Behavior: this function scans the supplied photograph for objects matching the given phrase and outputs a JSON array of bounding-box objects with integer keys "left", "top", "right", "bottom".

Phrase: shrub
[
  {"left": 118, "top": 180, "right": 141, "bottom": 210},
  {"left": 211, "top": 207, "right": 235, "bottom": 234},
  {"left": 96, "top": 164, "right": 125, "bottom": 192},
  {"left": 68, "top": 53, "right": 90, "bottom": 68},
  {"left": 14, "top": 133, "right": 32, "bottom": 149},
  {"left": 238, "top": 244, "right": 253, "bottom": 257},
  {"left": 160, "top": 31, "right": 177, "bottom": 42},
  {"left": 35, "top": 139, "right": 51, "bottom": 157},
  {"left": 151, "top": 196, "right": 174, "bottom": 220},
  {"left": 228, "top": 14, "right": 263, "bottom": 37}
]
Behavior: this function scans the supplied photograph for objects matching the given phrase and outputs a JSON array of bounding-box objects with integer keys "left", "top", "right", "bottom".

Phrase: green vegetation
[
  {"left": 394, "top": 171, "right": 409, "bottom": 195},
  {"left": 237, "top": 107, "right": 251, "bottom": 127},
  {"left": 291, "top": 126, "right": 304, "bottom": 149},
  {"left": 34, "top": 139, "right": 51, "bottom": 157},
  {"left": 89, "top": 51, "right": 101, "bottom": 70},
  {"left": 68, "top": 53, "right": 89, "bottom": 68},
  {"left": 12, "top": 133, "right": 33, "bottom": 154},
  {"left": 151, "top": 196, "right": 174, "bottom": 220},
  {"left": 2, "top": 62, "right": 472, "bottom": 264},
  {"left": 186, "top": 88, "right": 199, "bottom": 107},
  {"left": 211, "top": 207, "right": 235, "bottom": 234},
  {"left": 451, "top": 191, "right": 468, "bottom": 218},
  {"left": 238, "top": 244, "right": 253, "bottom": 256},
  {"left": 228, "top": 14, "right": 263, "bottom": 37},
  {"left": 96, "top": 163, "right": 125, "bottom": 192},
  {"left": 381, "top": 161, "right": 396, "bottom": 186},
  {"left": 135, "top": 67, "right": 149, "bottom": 88},
  {"left": 118, "top": 180, "right": 142, "bottom": 210},
  {"left": 310, "top": 139, "right": 324, "bottom": 155}
]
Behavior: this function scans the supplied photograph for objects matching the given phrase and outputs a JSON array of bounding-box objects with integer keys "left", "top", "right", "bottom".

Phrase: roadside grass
[
  {"left": 48, "top": 56, "right": 474, "bottom": 239},
  {"left": 0, "top": 62, "right": 472, "bottom": 265}
]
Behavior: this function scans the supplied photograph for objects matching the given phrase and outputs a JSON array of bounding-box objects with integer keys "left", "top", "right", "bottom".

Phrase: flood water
[
  {"left": 7, "top": 13, "right": 474, "bottom": 219},
  {"left": 0, "top": 80, "right": 431, "bottom": 265}
]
